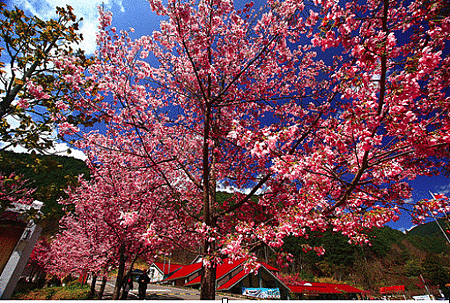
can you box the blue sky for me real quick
[2,0,450,232]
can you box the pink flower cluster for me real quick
[52,0,450,284]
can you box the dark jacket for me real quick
[138,273,150,288]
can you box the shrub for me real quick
[12,282,90,300]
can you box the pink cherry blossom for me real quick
[56,0,450,299]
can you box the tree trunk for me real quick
[28,266,35,282]
[200,240,216,300]
[113,244,126,300]
[119,275,129,300]
[89,273,97,299]
[200,264,216,300]
[98,276,107,300]
[119,255,139,300]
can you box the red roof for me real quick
[217,270,247,290]
[215,259,281,290]
[164,257,282,287]
[288,282,364,294]
[152,262,184,275]
[184,276,201,286]
[288,284,342,294]
[164,262,202,281]
[185,258,246,286]
[259,262,279,272]
[379,285,405,294]
[217,259,246,279]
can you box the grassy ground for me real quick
[11,281,91,300]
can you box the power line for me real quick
[428,192,450,245]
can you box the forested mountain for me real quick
[409,218,450,239]
[0,150,89,233]
[277,223,450,297]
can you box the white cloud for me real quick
[78,20,99,55]
[436,183,450,195]
[44,141,88,161]
[1,115,87,161]
[117,0,125,12]
[403,198,414,204]
[10,0,127,55]
[399,225,417,234]
[218,183,266,196]
[2,140,87,161]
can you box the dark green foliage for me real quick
[421,253,449,287]
[281,224,450,291]
[216,191,233,203]
[0,150,89,232]
[405,259,423,277]
[407,234,449,254]
[283,226,411,271]
[408,218,450,240]
[367,226,407,257]
[283,229,358,279]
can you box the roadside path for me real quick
[91,277,237,300]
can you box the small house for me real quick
[148,261,184,283]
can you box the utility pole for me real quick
[420,274,433,299]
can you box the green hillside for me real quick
[0,150,89,233]
[276,224,450,298]
[408,218,450,239]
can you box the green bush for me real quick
[12,282,90,300]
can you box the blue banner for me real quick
[242,287,280,299]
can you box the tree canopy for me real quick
[46,0,450,299]
[0,3,95,220]
[0,3,92,151]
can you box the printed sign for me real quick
[413,295,434,300]
[242,287,280,299]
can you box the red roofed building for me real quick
[160,262,202,286]
[287,281,366,300]
[148,261,187,283]
[162,257,291,299]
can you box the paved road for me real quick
[93,278,236,300]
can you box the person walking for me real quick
[138,269,150,299]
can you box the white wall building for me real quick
[0,201,43,299]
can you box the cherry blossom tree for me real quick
[45,213,110,279]
[63,0,450,299]
[0,173,34,215]
[46,142,185,299]
[28,237,51,283]
[0,3,92,152]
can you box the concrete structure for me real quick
[0,201,43,299]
